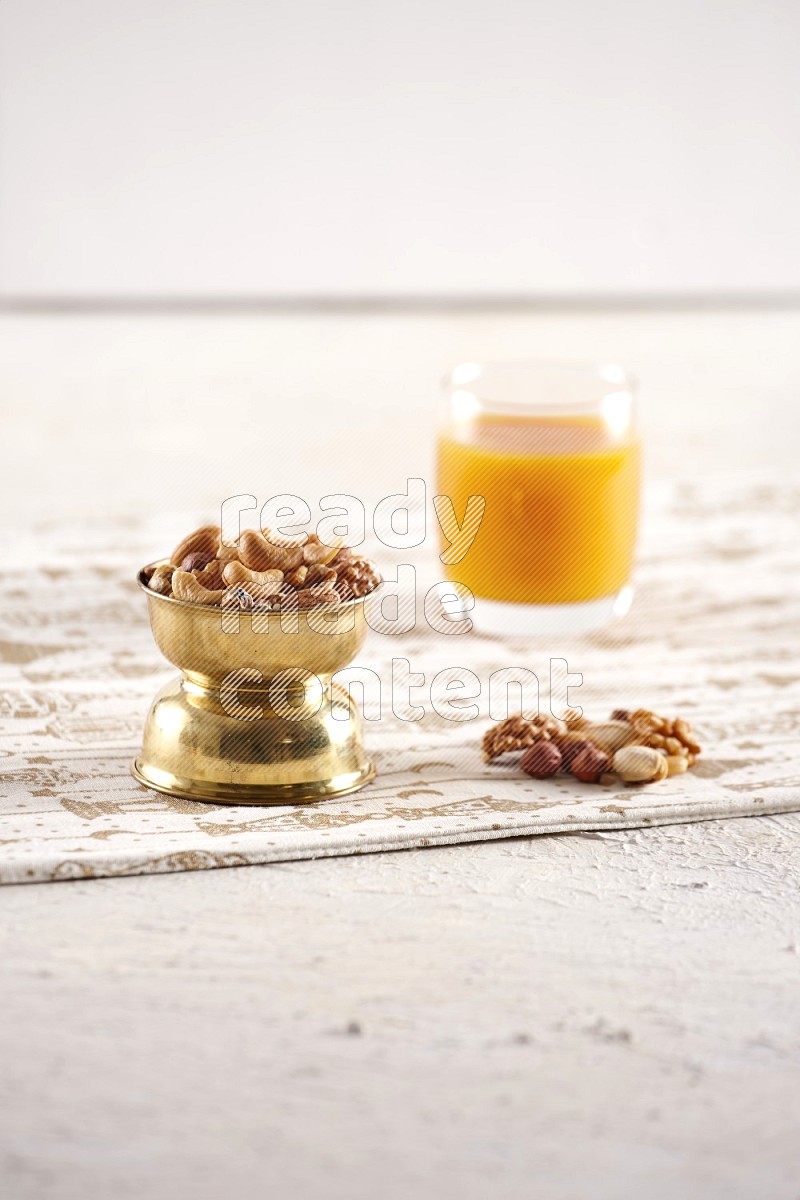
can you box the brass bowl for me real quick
[132,562,379,805]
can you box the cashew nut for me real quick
[222,561,284,594]
[147,564,175,595]
[194,559,226,591]
[239,529,303,572]
[171,569,225,606]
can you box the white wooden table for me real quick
[2,308,799,1199]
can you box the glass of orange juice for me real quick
[436,361,642,636]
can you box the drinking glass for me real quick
[436,360,641,636]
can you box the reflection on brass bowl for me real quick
[132,561,380,806]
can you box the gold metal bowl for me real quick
[132,562,379,805]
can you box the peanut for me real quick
[612,745,669,784]
[674,719,702,756]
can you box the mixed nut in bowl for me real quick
[133,523,383,806]
[137,523,383,682]
[142,522,381,611]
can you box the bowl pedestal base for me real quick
[132,674,374,806]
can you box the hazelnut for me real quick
[571,744,609,783]
[520,741,563,779]
[180,550,213,573]
[554,734,593,770]
[169,524,220,568]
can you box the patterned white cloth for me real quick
[1,474,798,884]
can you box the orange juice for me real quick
[436,413,641,606]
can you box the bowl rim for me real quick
[136,560,383,615]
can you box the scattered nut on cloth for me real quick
[0,474,799,885]
[484,707,699,782]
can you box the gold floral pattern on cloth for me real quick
[1,476,799,885]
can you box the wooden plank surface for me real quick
[2,819,799,1200]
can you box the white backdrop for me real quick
[1,0,799,298]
